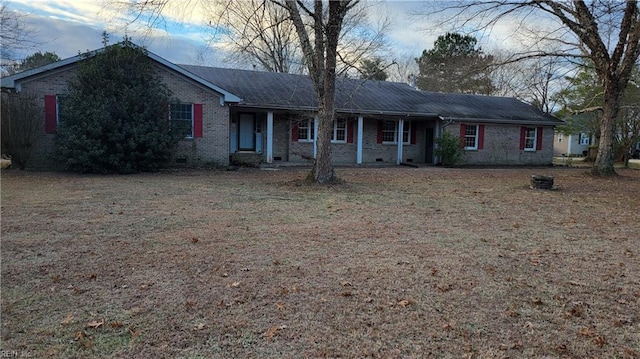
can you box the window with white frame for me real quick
[382,120,410,144]
[332,118,347,143]
[56,96,66,125]
[557,133,563,143]
[464,125,479,150]
[524,127,537,151]
[297,118,315,141]
[170,103,194,138]
[579,133,590,145]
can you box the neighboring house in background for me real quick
[0,43,564,170]
[554,131,593,157]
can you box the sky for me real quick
[3,0,547,68]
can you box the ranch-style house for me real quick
[1,44,564,170]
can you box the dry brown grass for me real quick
[1,166,639,358]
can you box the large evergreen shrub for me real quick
[434,131,465,166]
[56,40,184,173]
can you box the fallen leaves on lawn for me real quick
[86,318,104,329]
[128,325,140,338]
[264,325,287,340]
[193,323,206,331]
[108,321,123,328]
[74,331,93,349]
[61,313,74,325]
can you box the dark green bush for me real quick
[55,40,183,174]
[434,131,464,166]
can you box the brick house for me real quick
[1,45,563,169]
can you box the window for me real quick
[170,103,193,138]
[332,118,347,143]
[297,118,315,141]
[45,94,63,134]
[464,125,479,150]
[381,120,410,144]
[579,133,590,145]
[524,127,537,151]
[55,96,67,125]
[557,133,563,143]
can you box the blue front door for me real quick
[238,113,255,151]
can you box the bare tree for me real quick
[116,0,367,183]
[282,0,358,183]
[491,53,570,113]
[0,2,38,73]
[199,1,387,75]
[203,0,304,73]
[418,0,640,176]
[0,93,41,169]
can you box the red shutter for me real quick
[44,95,57,134]
[478,125,485,150]
[410,121,416,144]
[291,123,299,141]
[536,127,543,150]
[193,104,203,138]
[377,121,383,144]
[347,119,354,143]
[460,124,466,148]
[519,127,526,150]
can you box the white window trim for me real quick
[297,118,315,142]
[56,95,64,125]
[382,121,410,145]
[557,133,563,143]
[524,127,537,151]
[579,133,590,146]
[464,125,479,150]
[170,103,194,139]
[331,118,347,143]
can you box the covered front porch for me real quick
[229,108,442,166]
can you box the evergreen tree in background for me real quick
[416,33,493,94]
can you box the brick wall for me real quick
[12,62,230,170]
[157,67,230,166]
[447,123,554,165]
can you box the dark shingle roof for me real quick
[180,65,562,125]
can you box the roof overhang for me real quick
[1,43,242,105]
[232,103,439,119]
[441,116,565,126]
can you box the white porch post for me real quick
[313,116,318,159]
[397,119,404,165]
[356,115,363,164]
[266,111,274,163]
[434,120,441,164]
[567,134,572,156]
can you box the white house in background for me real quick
[554,131,592,157]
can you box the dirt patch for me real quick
[2,167,639,358]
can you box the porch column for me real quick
[313,116,318,159]
[266,111,274,163]
[567,134,572,156]
[397,119,404,165]
[356,115,363,164]
[434,120,441,164]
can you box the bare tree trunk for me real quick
[593,84,622,176]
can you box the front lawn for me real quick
[1,167,638,358]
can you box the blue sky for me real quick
[5,1,536,68]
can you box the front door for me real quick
[425,127,434,164]
[238,113,256,151]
